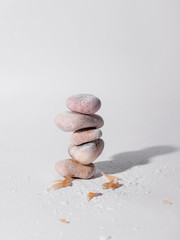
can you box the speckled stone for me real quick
[66,94,101,114]
[55,111,104,132]
[55,159,95,179]
[70,128,102,145]
[68,139,104,165]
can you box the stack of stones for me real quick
[54,94,104,179]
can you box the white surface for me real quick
[0,1,180,240]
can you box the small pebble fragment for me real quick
[55,111,104,132]
[68,139,104,164]
[55,159,95,179]
[71,128,102,145]
[66,94,101,114]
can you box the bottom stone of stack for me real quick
[55,159,95,179]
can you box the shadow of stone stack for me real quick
[54,94,104,179]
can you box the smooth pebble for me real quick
[66,94,101,114]
[55,111,104,132]
[68,139,104,164]
[55,159,95,179]
[70,128,102,145]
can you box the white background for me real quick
[0,1,180,240]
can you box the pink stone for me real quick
[68,139,104,165]
[71,128,102,145]
[55,159,95,179]
[55,111,104,132]
[66,94,101,114]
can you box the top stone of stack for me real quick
[66,94,101,114]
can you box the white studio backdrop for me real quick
[0,1,180,240]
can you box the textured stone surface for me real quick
[68,139,104,164]
[70,128,102,145]
[55,111,104,132]
[66,94,101,114]
[55,159,95,179]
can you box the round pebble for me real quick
[55,159,95,179]
[66,94,101,114]
[68,139,104,165]
[55,111,104,132]
[70,128,102,145]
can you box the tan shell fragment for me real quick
[87,192,98,201]
[47,177,73,191]
[102,180,121,189]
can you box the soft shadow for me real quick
[95,145,177,175]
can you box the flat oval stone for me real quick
[55,159,95,179]
[55,111,104,132]
[71,128,102,145]
[68,139,104,165]
[66,94,101,114]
